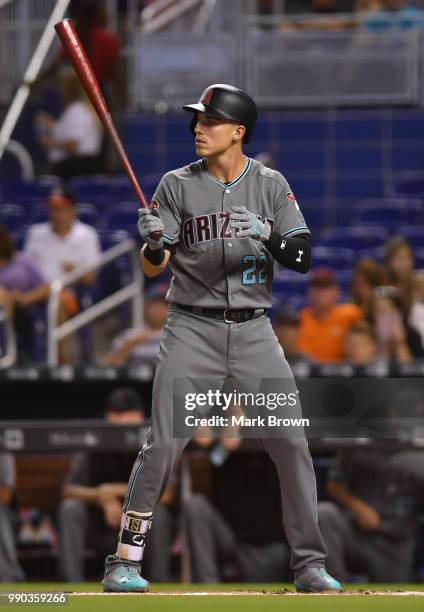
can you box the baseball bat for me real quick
[54,19,162,237]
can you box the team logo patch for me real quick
[287,193,296,201]
[202,89,213,106]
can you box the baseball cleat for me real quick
[294,566,342,593]
[102,556,149,593]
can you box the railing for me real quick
[0,308,17,369]
[0,0,71,162]
[47,239,144,366]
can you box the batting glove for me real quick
[137,208,164,250]
[229,205,272,242]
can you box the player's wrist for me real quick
[144,243,165,264]
[259,220,272,242]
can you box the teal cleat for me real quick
[294,566,342,593]
[102,559,149,593]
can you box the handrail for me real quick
[0,308,17,369]
[0,0,71,162]
[141,0,204,33]
[3,140,34,180]
[47,239,144,366]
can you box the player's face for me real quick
[194,113,245,157]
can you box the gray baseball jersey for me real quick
[153,158,309,308]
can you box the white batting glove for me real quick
[137,208,164,250]
[229,205,271,242]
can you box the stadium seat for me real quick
[0,177,58,204]
[398,225,424,248]
[0,203,25,231]
[391,171,424,198]
[101,202,139,233]
[311,246,354,270]
[318,226,388,251]
[353,199,423,228]
[69,176,119,206]
[76,202,100,227]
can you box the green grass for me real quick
[0,583,423,612]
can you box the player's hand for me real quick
[352,500,381,531]
[229,205,271,242]
[137,208,164,250]
[102,498,123,529]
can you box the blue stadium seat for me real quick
[318,226,388,251]
[353,198,423,228]
[0,177,58,204]
[311,246,354,270]
[101,202,138,232]
[76,202,100,227]
[391,171,424,198]
[415,248,424,270]
[0,203,25,231]
[397,224,424,249]
[69,176,118,206]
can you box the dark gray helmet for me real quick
[182,83,258,143]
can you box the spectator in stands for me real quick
[0,224,50,362]
[0,453,25,582]
[298,269,363,362]
[273,307,305,360]
[318,446,424,582]
[102,283,168,366]
[25,184,101,285]
[36,70,103,181]
[344,320,378,364]
[373,285,423,362]
[384,236,424,345]
[351,259,387,321]
[31,0,122,103]
[58,387,176,582]
[364,0,424,29]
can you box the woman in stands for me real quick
[36,69,103,181]
[351,258,387,321]
[384,237,424,346]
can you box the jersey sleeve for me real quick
[152,175,181,246]
[273,178,310,238]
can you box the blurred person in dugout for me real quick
[58,388,178,582]
[184,430,290,583]
[298,269,363,363]
[102,284,169,366]
[372,285,424,362]
[364,0,424,30]
[35,70,103,181]
[384,237,424,346]
[272,307,306,361]
[0,453,25,582]
[319,443,424,582]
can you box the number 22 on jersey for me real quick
[242,254,268,285]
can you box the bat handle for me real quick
[148,200,163,241]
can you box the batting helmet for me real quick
[182,84,258,144]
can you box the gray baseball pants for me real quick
[122,307,327,572]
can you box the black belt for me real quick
[175,304,267,323]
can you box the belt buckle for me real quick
[224,308,235,324]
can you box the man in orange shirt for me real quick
[298,269,362,362]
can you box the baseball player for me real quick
[102,84,341,593]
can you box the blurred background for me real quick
[0,0,423,587]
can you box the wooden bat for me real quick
[54,19,162,237]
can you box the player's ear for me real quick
[232,124,245,143]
